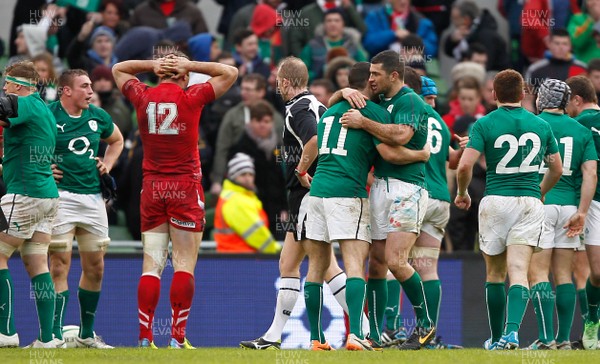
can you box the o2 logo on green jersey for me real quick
[68,136,94,159]
[146,102,179,135]
[427,117,442,154]
[494,132,541,174]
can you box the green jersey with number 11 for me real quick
[467,106,558,199]
[49,102,114,194]
[311,100,390,198]
[538,111,597,206]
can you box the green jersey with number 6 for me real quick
[537,112,597,206]
[49,102,115,194]
[4,93,58,198]
[575,109,600,202]
[467,106,558,199]
[373,87,429,187]
[311,100,390,198]
[424,105,451,202]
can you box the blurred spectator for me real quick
[9,0,46,57]
[67,24,118,73]
[310,78,336,106]
[130,0,207,34]
[188,33,222,84]
[301,8,368,81]
[447,114,485,251]
[98,0,130,39]
[481,71,498,114]
[568,0,600,63]
[450,61,486,86]
[325,56,355,90]
[90,91,101,107]
[210,74,283,195]
[214,153,282,253]
[250,3,282,67]
[413,0,454,37]
[227,0,283,48]
[117,129,143,240]
[114,21,192,62]
[91,65,133,138]
[363,0,438,58]
[444,0,510,71]
[229,101,287,240]
[266,67,286,114]
[588,58,600,103]
[524,29,587,87]
[518,0,551,64]
[401,33,428,75]
[197,52,242,187]
[32,52,58,103]
[8,20,50,66]
[233,29,271,80]
[443,76,485,134]
[461,42,488,68]
[216,0,255,39]
[286,0,366,57]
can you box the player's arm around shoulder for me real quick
[340,101,408,146]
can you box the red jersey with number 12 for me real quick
[121,79,215,180]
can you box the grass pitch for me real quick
[5,348,599,364]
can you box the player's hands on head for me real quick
[51,164,63,183]
[156,55,189,79]
[341,109,365,129]
[454,192,471,210]
[564,211,586,238]
[341,88,368,109]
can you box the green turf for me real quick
[4,348,598,364]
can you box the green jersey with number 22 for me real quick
[467,106,559,199]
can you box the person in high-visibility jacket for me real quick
[214,153,282,253]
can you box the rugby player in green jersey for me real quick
[456,70,563,350]
[302,62,430,350]
[0,61,60,348]
[528,79,598,350]
[48,69,124,348]
[565,75,600,350]
[331,50,436,350]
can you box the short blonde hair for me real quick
[277,56,308,89]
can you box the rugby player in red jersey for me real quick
[113,54,237,349]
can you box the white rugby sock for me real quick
[328,272,370,337]
[263,277,300,342]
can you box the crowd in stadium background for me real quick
[1,0,600,353]
[0,0,599,249]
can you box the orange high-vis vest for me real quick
[214,179,281,253]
